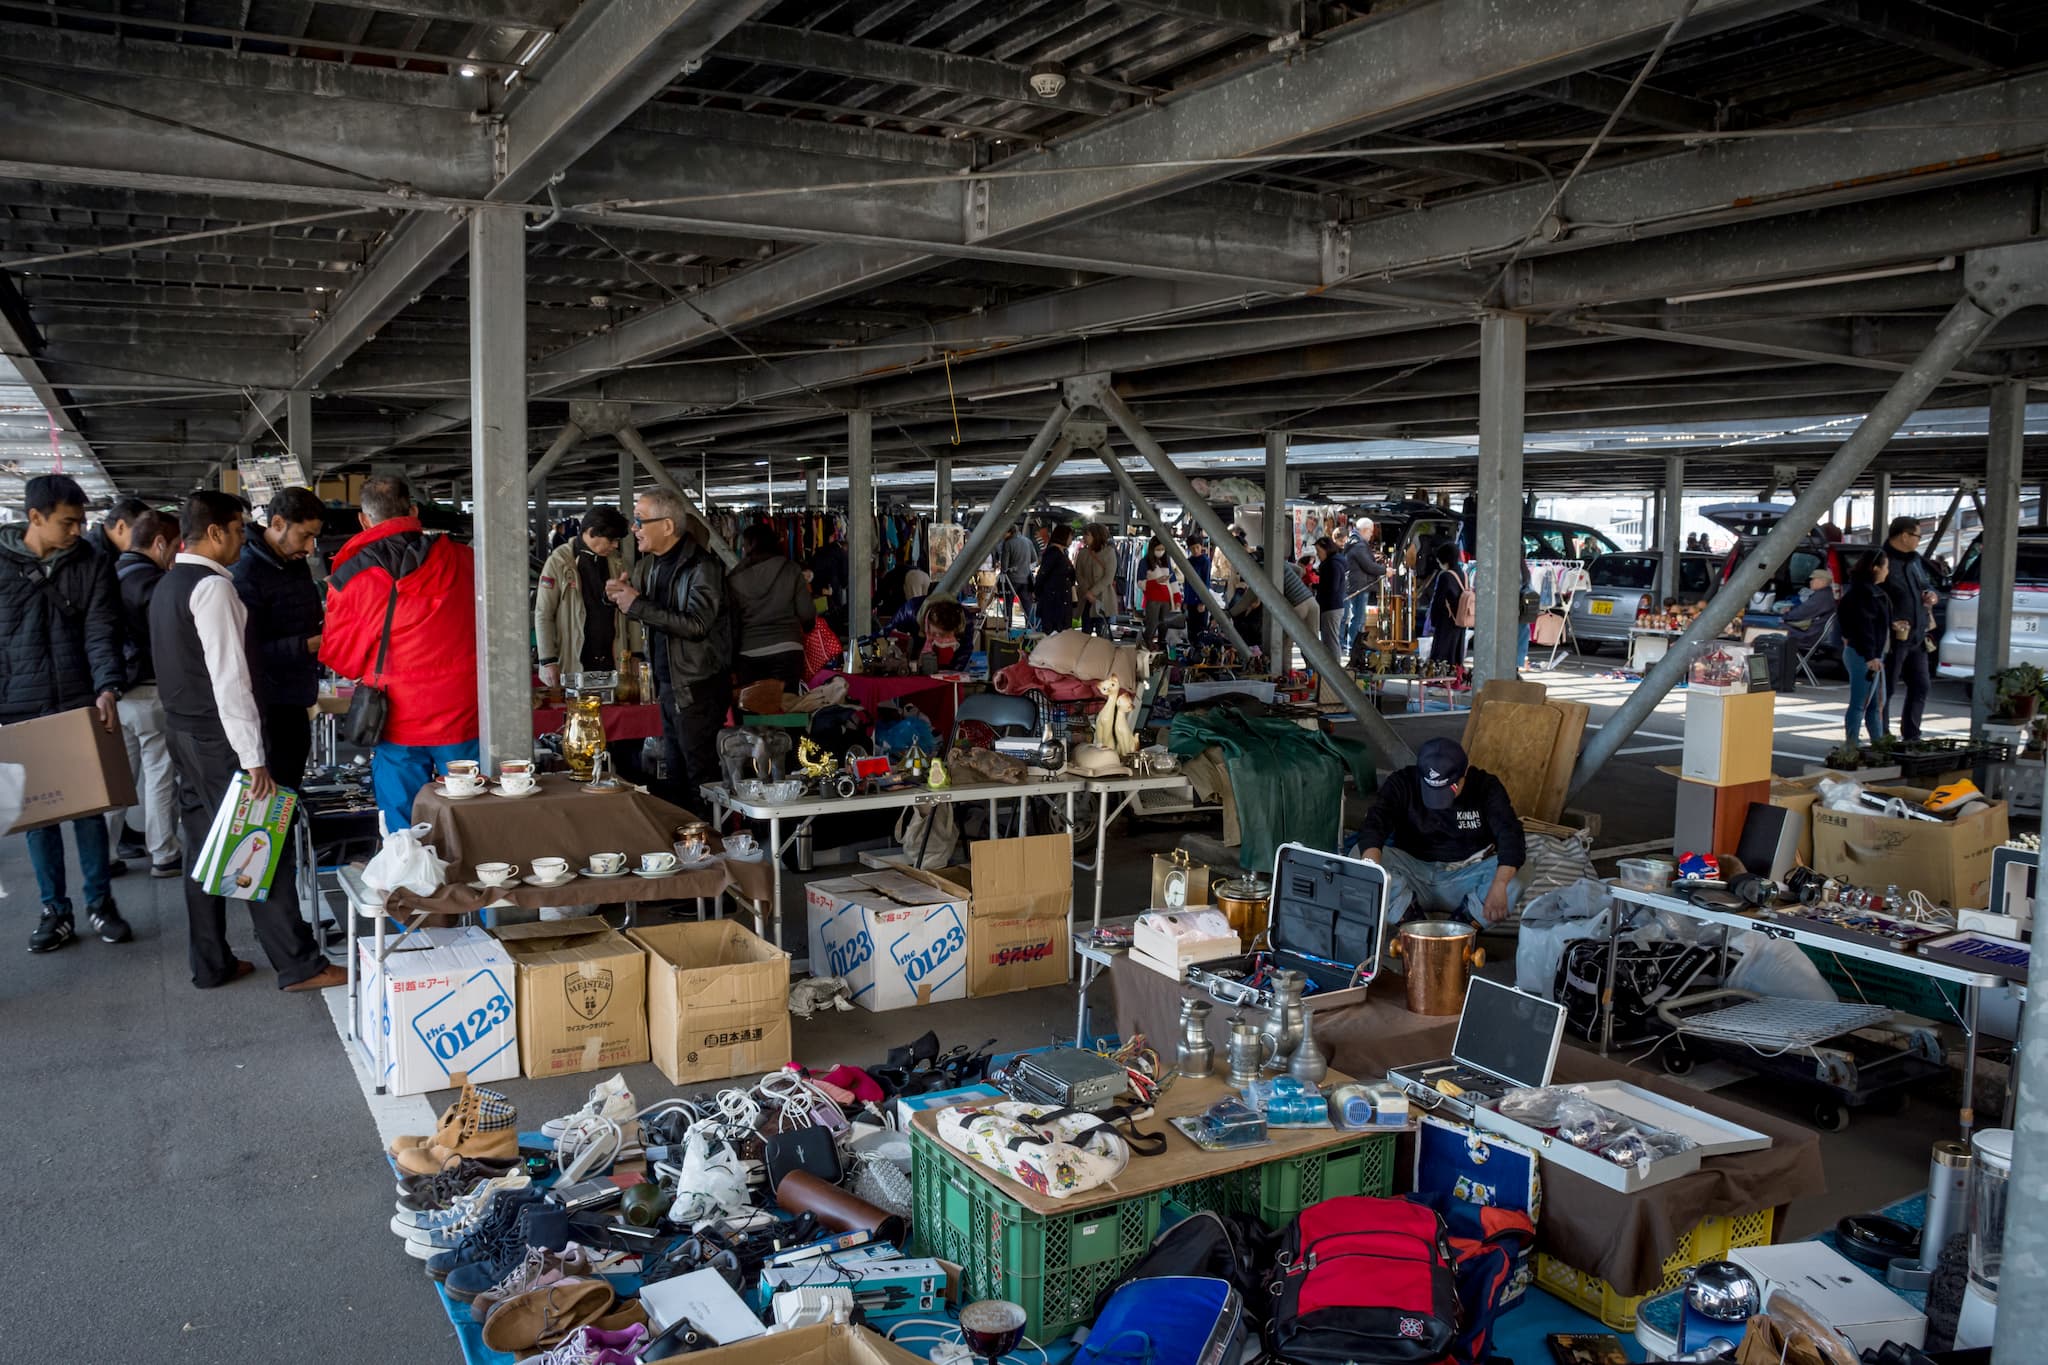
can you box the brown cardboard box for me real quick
[678,1324,928,1365]
[1769,774,1825,867]
[1811,785,2009,906]
[0,706,138,833]
[919,833,1073,997]
[629,919,790,1086]
[492,916,649,1079]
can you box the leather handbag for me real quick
[343,584,400,747]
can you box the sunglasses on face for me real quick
[631,515,673,529]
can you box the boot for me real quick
[397,1075,517,1177]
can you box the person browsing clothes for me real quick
[1356,736,1525,925]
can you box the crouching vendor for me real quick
[1356,737,1524,924]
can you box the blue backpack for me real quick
[1076,1276,1246,1365]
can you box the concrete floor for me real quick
[0,658,2004,1360]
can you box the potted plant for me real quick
[1991,664,2048,722]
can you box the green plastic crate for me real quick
[910,1127,1163,1340]
[1803,947,1963,1022]
[1167,1133,1395,1230]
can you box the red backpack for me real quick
[1268,1196,1460,1365]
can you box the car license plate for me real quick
[2021,617,2040,633]
[1589,600,1614,615]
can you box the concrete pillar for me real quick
[1472,314,1526,689]
[618,447,635,570]
[531,475,549,555]
[805,466,820,507]
[2037,480,2047,529]
[848,409,874,639]
[1974,383,2026,734]
[285,390,312,480]
[1872,471,1891,538]
[1663,456,1686,602]
[1265,430,1288,668]
[935,456,952,525]
[467,208,532,775]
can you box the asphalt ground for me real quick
[0,656,2003,1360]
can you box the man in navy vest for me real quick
[151,491,344,993]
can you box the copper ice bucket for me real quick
[1390,920,1485,1016]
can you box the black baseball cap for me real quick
[1416,737,1469,809]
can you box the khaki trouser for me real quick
[112,684,179,862]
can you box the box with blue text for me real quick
[355,930,518,1095]
[805,870,969,1011]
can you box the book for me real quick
[193,772,297,902]
[1546,1334,1629,1365]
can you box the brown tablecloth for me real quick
[1111,954,1826,1296]
[387,773,774,916]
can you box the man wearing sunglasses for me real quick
[607,491,727,816]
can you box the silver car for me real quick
[1937,532,2048,679]
[1570,552,1719,652]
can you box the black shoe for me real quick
[87,900,133,944]
[29,906,75,954]
[116,837,147,861]
[105,859,129,879]
[150,857,183,879]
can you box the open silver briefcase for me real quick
[1183,841,1389,1013]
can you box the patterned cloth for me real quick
[937,1101,1129,1199]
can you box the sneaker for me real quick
[396,1157,519,1210]
[441,1204,572,1299]
[29,907,75,954]
[424,1188,544,1283]
[150,857,183,879]
[541,1074,637,1142]
[87,900,133,944]
[467,1242,603,1320]
[394,1176,531,1256]
[106,859,128,879]
[116,835,147,861]
[512,1323,649,1365]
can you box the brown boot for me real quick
[397,1076,517,1177]
[386,1091,464,1159]
[283,963,347,992]
[479,1278,614,1354]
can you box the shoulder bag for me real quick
[343,583,400,747]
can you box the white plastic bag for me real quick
[1514,878,1613,998]
[361,823,448,901]
[0,762,21,899]
[664,1127,752,1226]
[1726,929,1838,1001]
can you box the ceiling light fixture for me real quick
[458,64,480,77]
[1664,257,1954,305]
[1028,61,1067,98]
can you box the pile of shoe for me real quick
[388,1070,519,1178]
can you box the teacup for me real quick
[532,857,570,882]
[724,832,759,857]
[589,851,626,874]
[444,771,482,796]
[675,822,709,863]
[500,759,532,778]
[447,759,481,781]
[640,850,679,874]
[499,772,537,795]
[476,861,518,886]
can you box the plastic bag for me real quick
[0,762,21,900]
[361,823,448,901]
[665,1127,751,1227]
[1513,878,1613,998]
[892,802,958,869]
[1725,929,1838,1002]
[1817,776,1867,813]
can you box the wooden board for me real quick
[1531,697,1591,824]
[1460,678,1550,750]
[1463,700,1563,820]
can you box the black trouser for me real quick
[262,701,313,791]
[737,652,806,691]
[1038,590,1073,635]
[660,675,732,818]
[1886,638,1932,740]
[165,725,324,989]
[1429,623,1465,666]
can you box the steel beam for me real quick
[1663,457,1686,600]
[285,390,312,476]
[1472,315,1525,689]
[0,272,94,471]
[1974,382,2025,732]
[716,24,1124,116]
[468,208,531,774]
[1534,70,1721,131]
[1819,0,2011,72]
[308,0,572,27]
[614,426,734,568]
[525,421,586,491]
[1265,430,1288,667]
[848,410,875,639]
[935,456,951,525]
[1094,442,1253,657]
[933,404,1070,601]
[1116,0,1301,36]
[1570,245,2045,794]
[1088,380,1413,772]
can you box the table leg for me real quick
[1093,790,1111,936]
[345,883,358,1042]
[696,897,706,923]
[373,906,387,1095]
[1962,983,1980,1138]
[1018,795,1028,836]
[1074,957,1094,1047]
[1600,899,1621,1057]
[770,814,785,953]
[987,798,997,838]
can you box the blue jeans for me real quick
[24,815,112,912]
[1342,592,1370,646]
[1378,844,1520,925]
[372,739,480,835]
[1842,643,1887,747]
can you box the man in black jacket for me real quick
[609,490,728,816]
[1339,522,1385,649]
[2,474,131,951]
[94,495,153,861]
[113,508,182,877]
[231,486,327,793]
[1880,515,1938,741]
[1357,737,1525,925]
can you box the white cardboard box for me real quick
[356,928,519,1095]
[1132,909,1242,972]
[1729,1243,1925,1352]
[805,869,969,1011]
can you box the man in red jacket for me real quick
[319,476,479,832]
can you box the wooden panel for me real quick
[1532,697,1591,824]
[1461,677,1550,750]
[1464,700,1563,820]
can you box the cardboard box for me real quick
[630,919,790,1086]
[1672,776,1771,858]
[492,916,650,1079]
[0,706,138,833]
[806,869,970,1011]
[920,833,1075,998]
[1769,774,1825,867]
[1812,786,2009,907]
[1681,688,1776,785]
[1729,1244,1925,1352]
[680,1324,928,1365]
[355,929,518,1096]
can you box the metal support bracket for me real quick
[1321,224,1352,287]
[566,400,633,436]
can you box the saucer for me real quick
[582,866,630,879]
[723,848,766,863]
[523,872,577,887]
[440,785,485,800]
[468,880,521,892]
[632,866,680,879]
[493,784,540,799]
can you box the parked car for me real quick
[1570,551,1719,652]
[1937,531,2048,679]
[1350,499,1622,570]
[1704,502,1879,604]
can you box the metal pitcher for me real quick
[1259,968,1307,1070]
[1176,998,1214,1078]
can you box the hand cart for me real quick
[1654,989,1948,1132]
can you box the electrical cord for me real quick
[756,1068,848,1132]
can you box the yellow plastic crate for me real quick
[1535,1207,1774,1331]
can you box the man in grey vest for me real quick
[151,491,344,993]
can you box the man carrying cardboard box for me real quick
[1,474,131,951]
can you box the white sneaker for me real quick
[540,1074,637,1141]
[390,1175,529,1247]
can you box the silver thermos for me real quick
[1889,1138,1972,1290]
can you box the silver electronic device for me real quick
[1004,1047,1126,1111]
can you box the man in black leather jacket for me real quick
[609,489,728,815]
[1880,515,1937,741]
